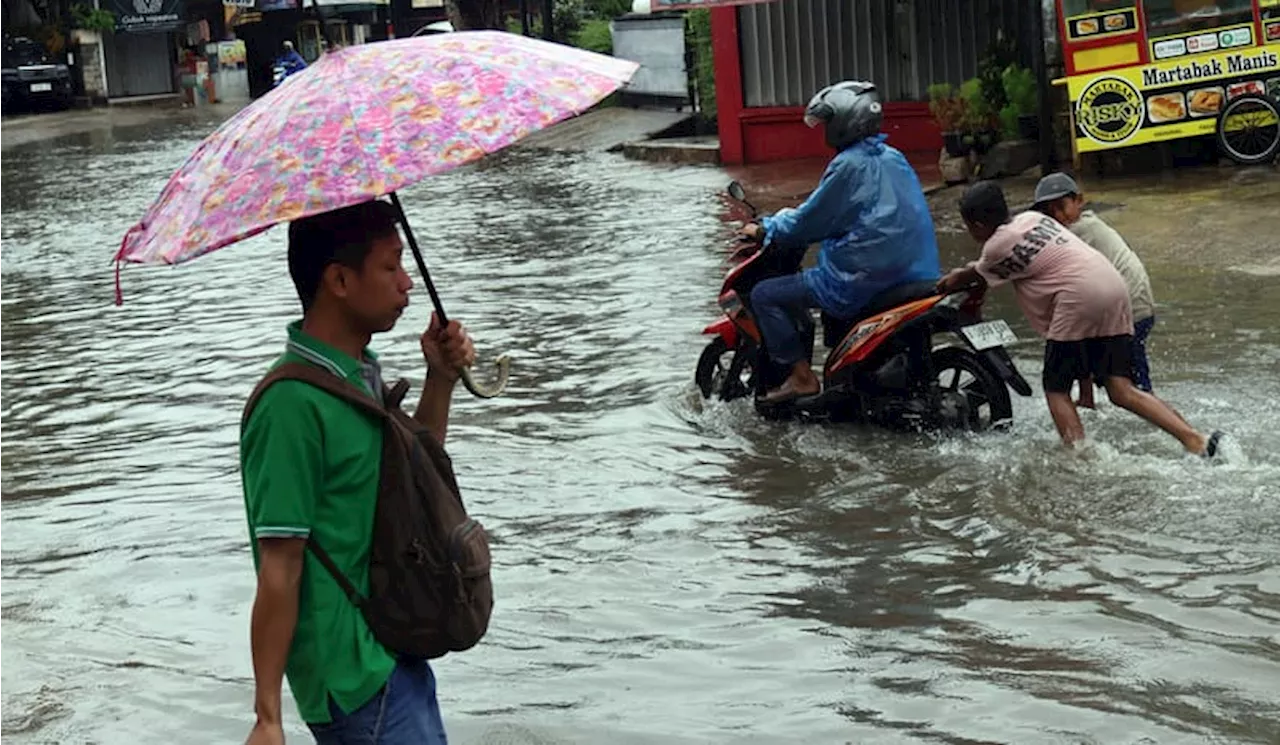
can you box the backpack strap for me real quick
[241,360,408,609]
[242,361,389,428]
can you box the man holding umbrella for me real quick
[111,34,643,744]
[242,200,475,745]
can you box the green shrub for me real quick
[72,3,116,32]
[959,77,994,133]
[927,82,965,132]
[573,18,612,54]
[687,8,715,118]
[1002,64,1037,115]
[584,0,630,18]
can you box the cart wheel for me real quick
[1216,94,1280,166]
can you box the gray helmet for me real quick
[804,81,883,150]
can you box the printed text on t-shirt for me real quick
[988,216,1070,280]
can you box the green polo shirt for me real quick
[240,322,396,724]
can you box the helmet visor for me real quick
[803,113,824,129]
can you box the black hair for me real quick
[959,180,1010,227]
[1032,193,1079,216]
[287,200,401,312]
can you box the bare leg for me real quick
[1046,391,1086,446]
[1076,377,1096,409]
[1102,376,1207,454]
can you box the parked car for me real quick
[411,20,454,35]
[2,36,73,113]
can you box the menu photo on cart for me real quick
[1187,86,1225,117]
[1147,91,1188,123]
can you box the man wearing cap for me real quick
[1033,173,1157,403]
[937,181,1222,458]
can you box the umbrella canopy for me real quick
[115,32,638,270]
[113,33,638,398]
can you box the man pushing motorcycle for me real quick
[739,81,942,404]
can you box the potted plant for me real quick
[70,3,115,43]
[928,83,967,157]
[1002,63,1039,141]
[959,77,998,154]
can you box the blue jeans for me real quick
[1131,315,1155,392]
[309,659,447,745]
[750,274,817,366]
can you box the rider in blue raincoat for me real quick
[740,81,942,404]
[276,41,308,76]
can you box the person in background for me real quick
[1033,173,1157,408]
[738,80,941,403]
[936,181,1222,458]
[277,40,307,75]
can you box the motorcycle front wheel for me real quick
[932,346,1013,431]
[695,338,755,401]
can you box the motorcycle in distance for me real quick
[271,63,298,89]
[695,181,1033,432]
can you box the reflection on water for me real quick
[2,119,1279,745]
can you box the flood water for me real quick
[3,117,1279,745]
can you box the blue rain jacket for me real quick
[277,50,308,75]
[762,135,942,320]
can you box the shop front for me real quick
[100,0,186,98]
[1058,0,1280,165]
[674,0,1038,165]
[231,0,388,97]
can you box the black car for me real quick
[2,37,73,113]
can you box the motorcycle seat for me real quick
[821,280,941,348]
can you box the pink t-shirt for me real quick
[972,212,1133,341]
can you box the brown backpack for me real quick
[243,361,493,659]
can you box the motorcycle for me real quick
[695,181,1032,431]
[271,62,303,90]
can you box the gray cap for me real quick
[1033,172,1080,205]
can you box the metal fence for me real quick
[739,0,1037,107]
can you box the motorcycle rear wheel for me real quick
[932,346,1013,431]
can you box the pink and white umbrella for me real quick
[115,32,639,397]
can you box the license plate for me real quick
[30,82,53,93]
[961,320,1018,350]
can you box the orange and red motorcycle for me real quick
[695,181,1031,430]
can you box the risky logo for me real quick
[1076,76,1144,145]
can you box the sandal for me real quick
[1202,430,1224,459]
[759,379,820,405]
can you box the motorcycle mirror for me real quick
[725,181,758,217]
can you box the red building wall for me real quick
[710,6,943,166]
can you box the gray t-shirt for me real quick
[1070,211,1155,321]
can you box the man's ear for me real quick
[320,263,350,300]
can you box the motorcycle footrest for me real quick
[792,385,851,414]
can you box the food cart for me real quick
[1057,0,1280,164]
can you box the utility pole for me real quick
[1033,0,1058,175]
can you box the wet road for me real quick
[3,117,1279,745]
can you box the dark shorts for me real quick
[1042,334,1134,394]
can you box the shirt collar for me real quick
[285,321,380,385]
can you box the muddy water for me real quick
[2,120,1279,745]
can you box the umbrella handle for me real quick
[390,192,512,400]
[460,355,512,399]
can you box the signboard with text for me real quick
[652,0,776,10]
[108,0,185,33]
[1067,46,1280,153]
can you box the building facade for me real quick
[706,0,1040,164]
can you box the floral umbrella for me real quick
[115,32,639,397]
